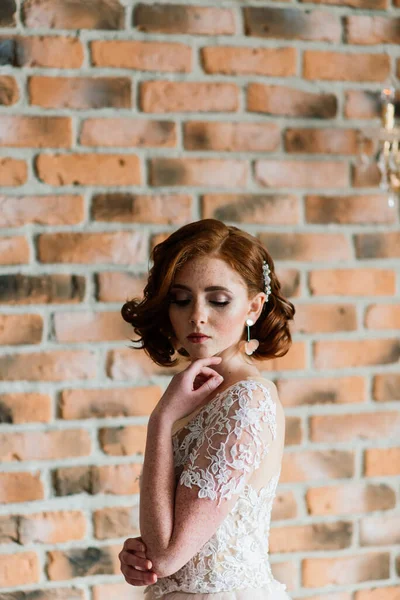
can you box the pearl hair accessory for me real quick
[241,259,272,356]
[262,260,272,301]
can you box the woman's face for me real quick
[168,256,259,360]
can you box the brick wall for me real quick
[0,0,399,598]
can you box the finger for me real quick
[124,572,158,586]
[123,564,157,580]
[194,374,224,395]
[189,356,222,369]
[197,366,222,377]
[124,538,146,552]
[120,551,152,571]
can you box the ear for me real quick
[247,292,267,323]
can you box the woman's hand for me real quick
[153,356,224,423]
[119,537,158,587]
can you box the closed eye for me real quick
[170,300,229,307]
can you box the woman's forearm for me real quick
[139,409,176,574]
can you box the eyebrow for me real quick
[170,284,232,293]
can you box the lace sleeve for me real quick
[178,380,277,508]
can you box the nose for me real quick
[189,298,207,324]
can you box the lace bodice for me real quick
[143,379,288,598]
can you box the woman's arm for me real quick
[139,409,175,574]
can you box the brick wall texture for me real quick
[0,0,399,598]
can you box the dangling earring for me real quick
[241,318,259,356]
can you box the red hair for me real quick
[121,219,295,367]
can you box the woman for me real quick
[118,219,295,600]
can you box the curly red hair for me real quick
[121,219,295,367]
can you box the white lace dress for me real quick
[143,378,291,600]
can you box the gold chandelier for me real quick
[357,84,399,209]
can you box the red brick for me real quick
[0,552,39,587]
[314,339,400,369]
[260,232,350,261]
[355,587,400,600]
[360,515,400,546]
[0,429,91,462]
[184,121,280,152]
[257,341,306,373]
[106,348,179,380]
[0,75,19,105]
[19,511,86,544]
[280,450,354,482]
[373,373,400,403]
[91,40,191,72]
[99,424,147,456]
[0,314,43,345]
[303,553,390,587]
[0,1,16,26]
[255,159,348,188]
[0,236,30,265]
[271,491,298,521]
[36,154,141,186]
[244,7,341,42]
[201,193,299,224]
[29,76,131,109]
[80,118,176,148]
[365,304,400,330]
[134,4,235,35]
[39,232,147,265]
[345,16,400,44]
[0,351,97,381]
[355,232,400,259]
[285,417,302,445]
[293,304,357,334]
[0,274,86,305]
[91,193,191,223]
[0,116,72,148]
[93,505,140,540]
[299,0,387,7]
[285,128,374,155]
[0,472,43,504]
[307,483,395,515]
[270,521,352,553]
[0,195,84,226]
[0,158,27,186]
[344,90,383,119]
[60,386,161,419]
[47,546,117,580]
[22,0,125,29]
[96,272,146,302]
[53,463,142,496]
[278,376,366,407]
[305,194,395,224]
[247,84,337,118]
[309,268,395,296]
[140,81,239,113]
[201,47,296,76]
[0,393,51,423]
[310,411,400,442]
[304,51,390,82]
[54,311,132,342]
[352,163,381,188]
[364,448,400,476]
[11,35,84,68]
[150,158,248,187]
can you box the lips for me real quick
[187,334,210,339]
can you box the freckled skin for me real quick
[168,255,267,382]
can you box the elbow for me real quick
[149,555,179,579]
[145,551,180,579]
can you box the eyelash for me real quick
[170,300,229,307]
